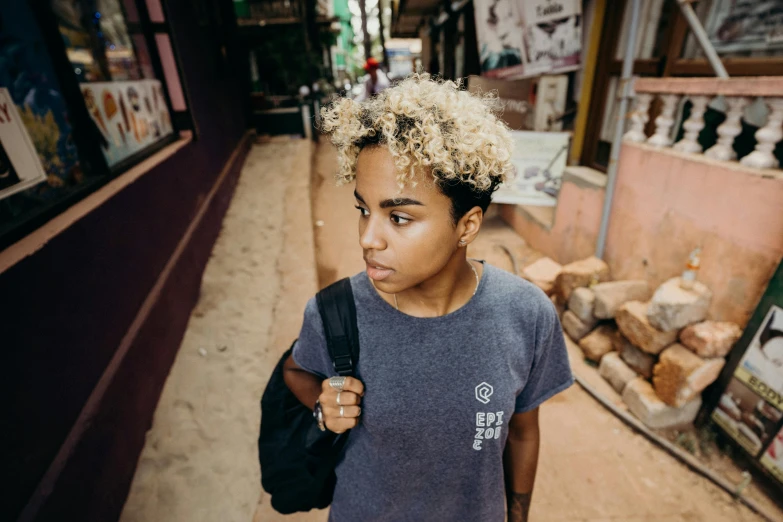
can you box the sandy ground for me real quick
[121,139,780,522]
[119,138,318,522]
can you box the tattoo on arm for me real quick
[507,491,532,522]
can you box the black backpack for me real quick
[258,278,360,514]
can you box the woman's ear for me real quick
[457,207,484,246]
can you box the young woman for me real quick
[283,75,573,522]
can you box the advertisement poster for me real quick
[704,0,783,54]
[474,0,581,79]
[712,305,783,477]
[761,427,783,483]
[0,89,48,201]
[80,79,173,167]
[492,131,569,206]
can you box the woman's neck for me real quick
[383,254,482,318]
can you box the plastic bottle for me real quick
[680,247,701,291]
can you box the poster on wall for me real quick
[80,79,173,167]
[0,88,48,201]
[492,131,569,206]
[712,304,783,485]
[474,0,581,79]
[761,427,783,483]
[703,0,783,54]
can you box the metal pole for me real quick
[676,0,729,78]
[595,0,643,258]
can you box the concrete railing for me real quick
[624,77,783,170]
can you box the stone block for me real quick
[555,256,610,301]
[550,294,566,320]
[568,287,595,323]
[562,310,597,341]
[647,277,712,333]
[652,344,726,407]
[578,324,616,362]
[599,352,637,394]
[622,378,702,429]
[593,280,651,319]
[615,301,678,355]
[617,336,656,379]
[522,257,563,296]
[680,321,742,358]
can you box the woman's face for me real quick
[354,146,463,295]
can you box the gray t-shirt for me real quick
[293,263,573,521]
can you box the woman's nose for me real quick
[359,216,386,251]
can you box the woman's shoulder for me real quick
[483,263,555,316]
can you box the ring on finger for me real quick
[340,406,345,418]
[329,376,346,392]
[337,392,341,406]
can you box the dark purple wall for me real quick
[0,1,249,520]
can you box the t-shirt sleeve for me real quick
[291,298,335,379]
[514,299,574,413]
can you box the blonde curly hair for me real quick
[319,75,514,194]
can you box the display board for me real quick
[492,130,569,206]
[0,89,48,201]
[711,263,783,488]
[80,79,173,167]
[473,0,581,79]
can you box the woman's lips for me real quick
[366,263,394,281]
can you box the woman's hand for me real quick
[320,377,364,433]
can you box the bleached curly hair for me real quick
[320,75,514,197]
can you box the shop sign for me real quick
[712,304,783,484]
[0,88,48,202]
[473,0,581,79]
[492,130,569,206]
[80,79,173,167]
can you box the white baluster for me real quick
[647,94,680,148]
[624,93,653,143]
[673,95,710,154]
[704,96,751,162]
[740,98,783,169]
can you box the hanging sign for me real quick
[80,79,173,167]
[0,88,48,201]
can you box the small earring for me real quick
[458,240,466,246]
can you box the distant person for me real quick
[355,57,390,101]
[284,75,573,522]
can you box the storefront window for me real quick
[0,2,86,240]
[53,0,173,168]
[682,0,783,59]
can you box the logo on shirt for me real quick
[475,382,494,404]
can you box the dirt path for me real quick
[119,138,318,522]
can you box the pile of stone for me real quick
[522,256,742,430]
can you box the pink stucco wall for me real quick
[499,166,606,265]
[605,142,783,326]
[501,142,783,327]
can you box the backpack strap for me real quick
[315,278,359,377]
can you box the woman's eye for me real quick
[355,205,369,216]
[390,214,411,225]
